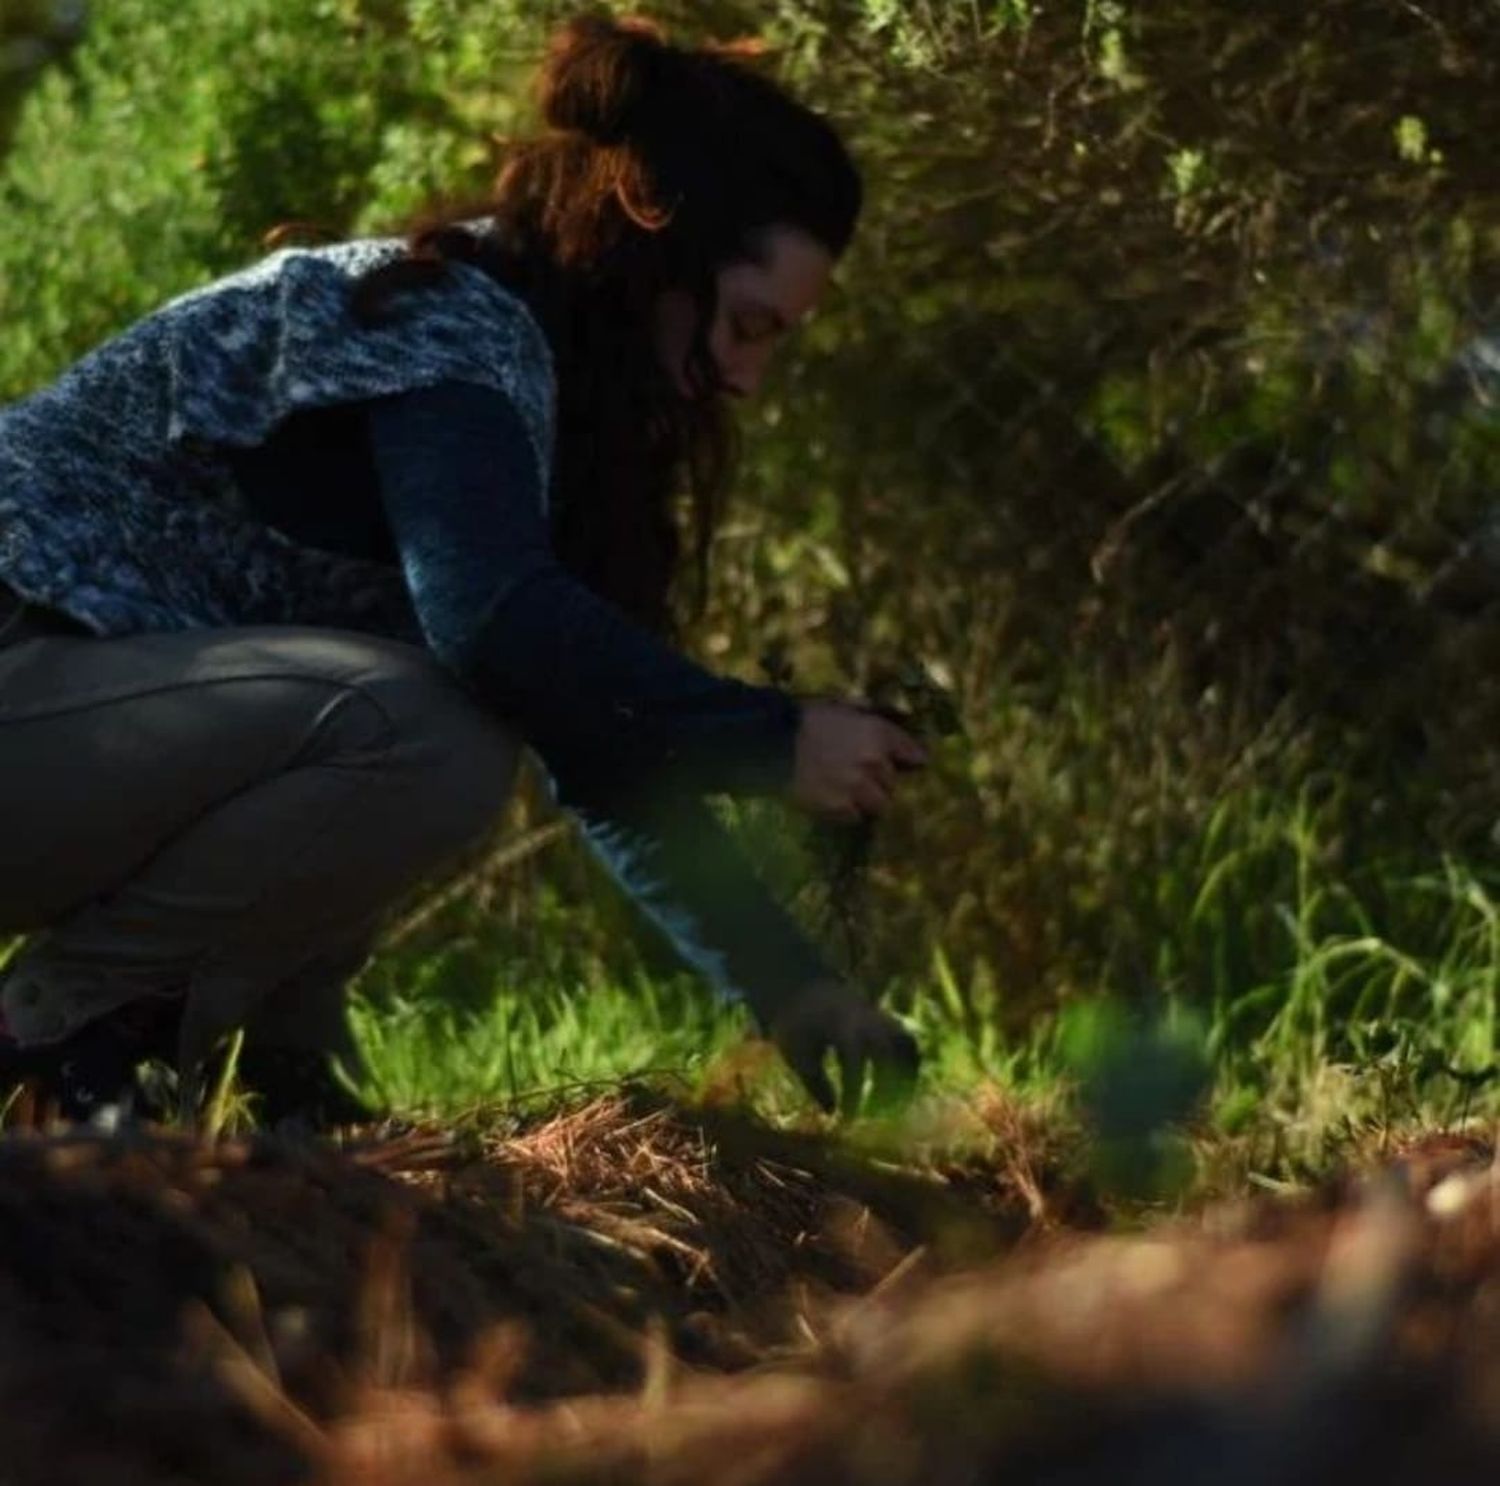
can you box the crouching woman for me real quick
[0,13,926,1126]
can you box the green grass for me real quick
[347,806,1498,1200]
[350,965,756,1117]
[4,774,1495,1196]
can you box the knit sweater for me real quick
[0,237,549,637]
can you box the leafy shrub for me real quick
[5,0,1499,1038]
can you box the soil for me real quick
[0,1087,1491,1485]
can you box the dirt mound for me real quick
[0,1088,1046,1483]
[0,1096,1492,1485]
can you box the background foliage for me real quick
[2,0,1497,1115]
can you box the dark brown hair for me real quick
[350,10,862,638]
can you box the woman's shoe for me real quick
[235,1044,379,1131]
[0,1001,176,1124]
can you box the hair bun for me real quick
[539,13,682,147]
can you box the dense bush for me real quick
[3,0,1499,1027]
[0,0,84,155]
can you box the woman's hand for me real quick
[789,697,928,823]
[768,978,920,1117]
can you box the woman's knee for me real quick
[236,630,521,839]
[340,645,524,833]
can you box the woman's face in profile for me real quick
[652,223,834,403]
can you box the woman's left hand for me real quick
[767,978,920,1118]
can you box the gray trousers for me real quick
[0,596,522,1076]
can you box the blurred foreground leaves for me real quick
[1059,996,1212,1200]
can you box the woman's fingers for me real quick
[870,1022,921,1111]
[850,773,892,817]
[837,1023,921,1118]
[791,698,930,821]
[771,982,923,1119]
[787,1038,837,1113]
[837,1034,867,1121]
[878,718,929,768]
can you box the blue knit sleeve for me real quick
[364,378,801,796]
[365,378,834,1025]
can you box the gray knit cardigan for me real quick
[0,237,556,638]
